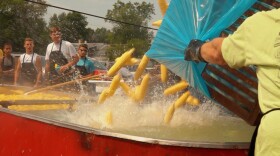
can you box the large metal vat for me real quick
[0,86,253,156]
[0,108,251,156]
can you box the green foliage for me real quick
[106,39,151,61]
[49,12,94,43]
[105,0,155,60]
[106,44,128,61]
[0,0,154,60]
[127,39,150,58]
[86,28,95,43]
[0,0,49,54]
[94,27,111,43]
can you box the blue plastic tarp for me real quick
[146,0,257,97]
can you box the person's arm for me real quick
[14,57,21,85]
[59,54,79,73]
[83,71,95,78]
[60,42,79,73]
[45,60,50,80]
[45,45,51,81]
[200,38,227,65]
[184,38,227,65]
[34,56,42,87]
[0,58,3,76]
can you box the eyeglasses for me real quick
[79,49,88,52]
[52,31,62,37]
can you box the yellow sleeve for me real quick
[221,22,248,69]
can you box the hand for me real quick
[60,65,69,73]
[184,39,206,63]
[33,83,39,88]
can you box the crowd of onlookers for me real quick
[0,25,167,94]
[0,26,97,92]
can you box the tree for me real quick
[49,12,94,43]
[0,0,49,54]
[105,0,155,60]
[94,27,111,43]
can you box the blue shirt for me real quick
[76,57,95,74]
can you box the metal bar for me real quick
[203,72,255,111]
[218,66,258,89]
[0,100,77,107]
[206,65,257,100]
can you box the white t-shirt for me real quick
[19,53,39,70]
[45,40,76,61]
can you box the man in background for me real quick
[14,38,42,87]
[0,42,15,85]
[75,43,96,93]
[45,26,79,84]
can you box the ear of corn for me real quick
[160,64,168,83]
[164,103,175,124]
[126,58,139,65]
[132,74,150,102]
[174,91,190,109]
[98,89,110,104]
[134,55,150,81]
[109,75,121,91]
[132,85,141,102]
[186,96,193,103]
[164,80,188,96]
[158,0,168,16]
[138,74,150,101]
[187,96,200,106]
[107,48,135,77]
[105,111,113,125]
[115,57,139,66]
[119,81,133,96]
[152,20,162,27]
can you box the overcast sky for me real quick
[44,0,165,31]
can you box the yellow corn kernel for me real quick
[164,80,188,96]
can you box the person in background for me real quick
[74,44,96,93]
[76,44,95,78]
[45,26,79,84]
[0,42,15,85]
[184,9,280,156]
[14,38,42,87]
